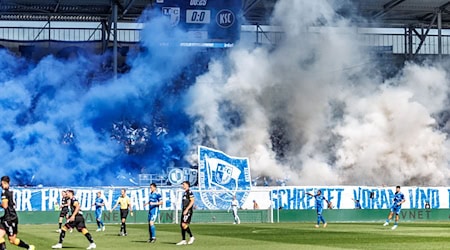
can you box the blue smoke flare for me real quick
[0,13,221,187]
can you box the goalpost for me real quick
[174,189,273,224]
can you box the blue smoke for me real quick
[0,13,220,186]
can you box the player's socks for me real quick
[59,230,66,243]
[186,227,192,237]
[321,216,326,224]
[121,222,127,233]
[85,233,94,243]
[16,239,30,249]
[181,228,186,240]
[0,242,6,250]
[151,225,156,238]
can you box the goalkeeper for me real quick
[307,190,330,228]
[228,196,240,224]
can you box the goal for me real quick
[174,189,273,224]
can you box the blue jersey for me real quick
[148,191,162,222]
[313,194,326,209]
[95,197,104,211]
[392,192,405,208]
[148,191,162,211]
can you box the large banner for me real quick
[8,186,450,211]
[10,186,256,212]
[10,187,178,212]
[271,186,449,210]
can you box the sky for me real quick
[0,0,449,187]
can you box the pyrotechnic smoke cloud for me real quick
[185,0,450,186]
[0,13,204,186]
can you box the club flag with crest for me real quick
[197,146,252,210]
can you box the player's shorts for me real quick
[148,208,159,222]
[59,207,69,218]
[65,214,86,232]
[95,209,102,220]
[120,209,129,219]
[1,218,19,236]
[316,207,323,216]
[181,212,192,224]
[390,205,401,215]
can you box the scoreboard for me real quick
[155,0,242,48]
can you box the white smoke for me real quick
[185,0,450,186]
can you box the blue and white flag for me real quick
[197,146,251,209]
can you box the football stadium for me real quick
[0,0,450,249]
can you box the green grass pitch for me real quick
[15,222,450,250]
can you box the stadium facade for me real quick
[1,1,450,64]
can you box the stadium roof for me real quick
[0,0,154,22]
[0,0,278,23]
[1,0,450,28]
[350,0,450,28]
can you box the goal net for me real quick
[174,189,273,224]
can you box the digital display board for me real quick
[186,9,211,24]
[155,0,242,48]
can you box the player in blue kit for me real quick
[383,186,405,230]
[307,190,330,228]
[144,183,162,243]
[92,191,105,232]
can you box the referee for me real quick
[110,189,133,236]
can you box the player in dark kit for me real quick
[52,190,96,249]
[0,176,35,250]
[57,190,70,233]
[176,181,195,245]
